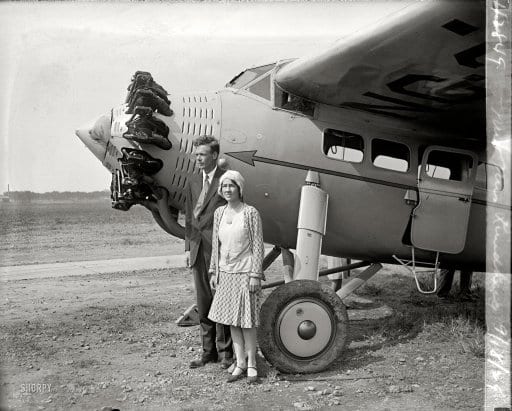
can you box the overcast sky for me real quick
[0,1,409,193]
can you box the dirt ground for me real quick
[0,202,486,410]
[1,265,485,411]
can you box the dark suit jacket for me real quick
[185,167,226,267]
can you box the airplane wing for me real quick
[275,1,485,147]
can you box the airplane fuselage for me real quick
[93,78,500,272]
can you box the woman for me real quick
[208,170,264,384]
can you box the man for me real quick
[185,135,233,369]
[437,269,474,301]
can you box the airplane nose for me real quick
[75,113,111,162]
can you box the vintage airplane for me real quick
[76,0,506,373]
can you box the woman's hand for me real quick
[209,273,217,290]
[185,251,191,268]
[249,277,261,293]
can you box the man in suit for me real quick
[185,135,233,369]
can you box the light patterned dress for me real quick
[208,204,264,328]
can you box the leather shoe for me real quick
[226,366,246,383]
[247,366,258,384]
[457,293,475,302]
[189,356,218,369]
[219,358,234,370]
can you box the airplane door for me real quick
[411,146,478,254]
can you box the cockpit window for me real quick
[247,74,271,100]
[275,85,315,117]
[226,64,275,89]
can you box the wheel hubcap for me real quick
[277,298,335,358]
[297,320,316,340]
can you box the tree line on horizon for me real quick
[2,190,110,202]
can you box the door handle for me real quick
[458,197,470,202]
[404,189,418,205]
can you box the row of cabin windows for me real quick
[323,129,503,191]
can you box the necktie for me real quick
[193,175,210,219]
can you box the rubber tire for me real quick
[258,280,349,374]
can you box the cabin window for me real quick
[226,64,275,89]
[247,74,271,100]
[475,162,504,191]
[420,150,474,182]
[371,139,410,172]
[323,129,364,163]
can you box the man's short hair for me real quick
[193,135,219,155]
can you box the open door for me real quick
[411,146,478,254]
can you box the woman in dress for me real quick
[208,170,264,383]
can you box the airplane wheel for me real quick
[258,280,349,374]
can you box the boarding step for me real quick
[392,248,439,294]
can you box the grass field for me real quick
[0,201,183,266]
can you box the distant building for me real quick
[1,185,11,202]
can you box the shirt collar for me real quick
[203,166,217,184]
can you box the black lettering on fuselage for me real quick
[455,42,486,68]
[388,74,449,103]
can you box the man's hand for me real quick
[249,277,261,293]
[185,251,190,268]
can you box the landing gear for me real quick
[257,170,383,373]
[258,280,348,374]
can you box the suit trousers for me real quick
[191,243,232,360]
[437,269,472,296]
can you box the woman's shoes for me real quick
[226,366,246,383]
[226,365,258,383]
[247,366,258,384]
[226,362,236,374]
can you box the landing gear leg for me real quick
[259,171,349,373]
[294,171,328,281]
[336,263,382,300]
[260,245,294,283]
[281,248,294,283]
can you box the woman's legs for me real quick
[242,327,258,377]
[230,326,246,375]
